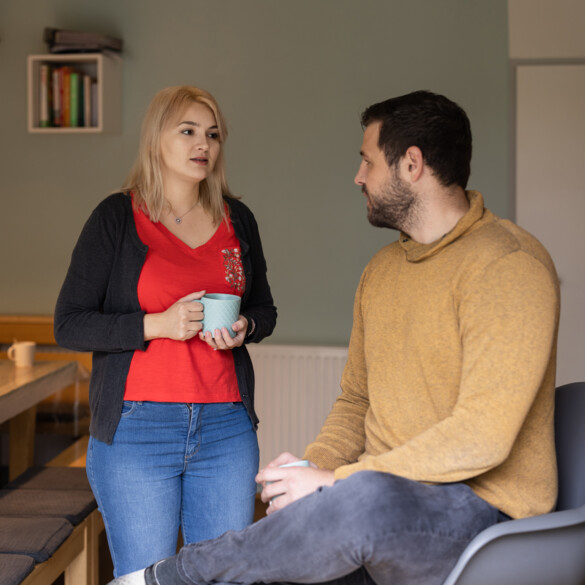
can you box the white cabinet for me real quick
[27,53,122,133]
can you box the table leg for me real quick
[9,405,37,480]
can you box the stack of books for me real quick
[44,27,123,54]
[38,63,97,128]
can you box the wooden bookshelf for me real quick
[27,53,122,134]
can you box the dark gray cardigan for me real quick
[54,193,277,443]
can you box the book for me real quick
[52,67,62,126]
[91,80,98,127]
[44,27,123,53]
[69,71,80,127]
[83,74,92,127]
[60,66,72,127]
[39,64,52,127]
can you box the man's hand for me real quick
[256,452,335,515]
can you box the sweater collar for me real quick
[398,190,486,262]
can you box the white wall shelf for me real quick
[27,53,122,134]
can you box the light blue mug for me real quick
[198,293,241,338]
[279,460,310,470]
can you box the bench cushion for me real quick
[0,554,35,585]
[0,489,96,525]
[4,466,91,491]
[0,517,73,562]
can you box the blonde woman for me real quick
[55,86,277,578]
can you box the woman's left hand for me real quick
[199,315,248,350]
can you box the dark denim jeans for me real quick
[115,470,505,585]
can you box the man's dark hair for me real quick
[360,90,472,189]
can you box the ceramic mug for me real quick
[279,460,311,470]
[7,341,36,367]
[199,293,241,338]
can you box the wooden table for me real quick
[0,360,78,480]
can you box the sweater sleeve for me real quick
[330,251,559,483]
[303,272,369,468]
[54,196,147,353]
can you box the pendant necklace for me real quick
[172,199,200,224]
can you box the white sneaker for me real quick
[108,568,146,584]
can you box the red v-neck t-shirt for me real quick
[124,203,244,403]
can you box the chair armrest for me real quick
[442,505,585,585]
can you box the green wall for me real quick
[0,0,509,346]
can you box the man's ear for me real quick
[403,146,424,182]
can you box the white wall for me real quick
[509,0,585,385]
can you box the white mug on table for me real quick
[7,341,36,367]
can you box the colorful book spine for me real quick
[83,74,92,127]
[69,71,80,127]
[91,80,98,127]
[39,64,52,127]
[61,67,72,127]
[52,67,62,126]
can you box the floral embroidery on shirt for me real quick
[222,247,245,294]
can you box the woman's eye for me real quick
[181,128,193,136]
[207,132,219,140]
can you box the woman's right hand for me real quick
[144,291,205,341]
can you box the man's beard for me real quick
[364,174,419,232]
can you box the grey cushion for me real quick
[0,489,96,525]
[0,517,73,562]
[4,466,91,491]
[0,554,35,585]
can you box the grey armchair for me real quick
[442,381,585,585]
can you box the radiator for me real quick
[247,344,348,468]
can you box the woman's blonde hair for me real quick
[123,85,234,224]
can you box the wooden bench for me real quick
[0,316,104,585]
[18,512,102,585]
[1,436,105,585]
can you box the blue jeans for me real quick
[144,471,505,585]
[87,401,259,578]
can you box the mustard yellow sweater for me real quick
[304,191,560,519]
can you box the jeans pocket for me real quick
[120,400,137,417]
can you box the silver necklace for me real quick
[171,200,200,224]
